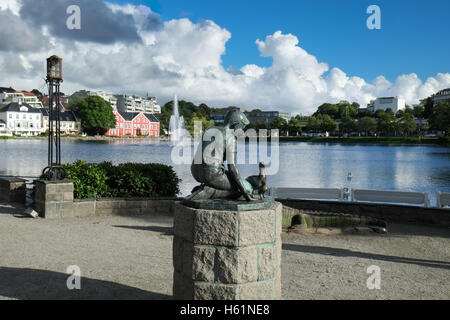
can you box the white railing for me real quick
[351,189,430,207]
[270,187,442,208]
[269,187,344,201]
[437,192,450,209]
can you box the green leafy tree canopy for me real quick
[74,96,116,135]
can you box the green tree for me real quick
[75,96,116,135]
[404,106,414,115]
[314,103,339,119]
[413,105,425,135]
[351,102,360,109]
[398,113,417,136]
[340,116,358,134]
[287,118,303,136]
[357,108,374,119]
[377,111,397,136]
[186,112,214,136]
[429,101,450,134]
[255,120,269,130]
[420,96,434,119]
[160,99,213,135]
[318,114,337,133]
[68,94,87,111]
[385,108,395,116]
[396,109,405,119]
[31,89,43,97]
[358,117,377,136]
[413,105,424,118]
[270,117,288,135]
[305,116,320,133]
[337,101,357,119]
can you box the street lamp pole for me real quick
[43,55,66,181]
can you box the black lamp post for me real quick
[42,55,66,180]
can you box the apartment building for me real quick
[116,94,161,114]
[367,96,405,113]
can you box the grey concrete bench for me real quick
[437,192,450,209]
[269,187,344,201]
[351,189,430,207]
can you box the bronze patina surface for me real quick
[187,110,268,202]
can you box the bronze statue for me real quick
[187,110,268,202]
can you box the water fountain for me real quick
[169,95,190,145]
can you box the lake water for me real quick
[1,139,449,205]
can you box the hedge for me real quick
[62,160,181,199]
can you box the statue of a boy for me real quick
[187,110,268,201]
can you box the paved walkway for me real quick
[1,202,449,300]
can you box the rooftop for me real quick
[117,111,159,122]
[435,88,450,96]
[0,102,41,114]
[0,87,15,94]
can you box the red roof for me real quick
[15,91,36,96]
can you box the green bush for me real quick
[63,160,111,199]
[62,160,181,199]
[438,135,450,145]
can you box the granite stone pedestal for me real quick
[35,180,74,219]
[0,177,26,203]
[172,201,282,300]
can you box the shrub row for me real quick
[62,160,181,199]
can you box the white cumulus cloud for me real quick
[1,1,449,115]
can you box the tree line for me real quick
[271,98,449,137]
[41,90,449,138]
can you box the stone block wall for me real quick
[0,177,26,203]
[72,198,175,217]
[173,202,282,300]
[35,180,74,219]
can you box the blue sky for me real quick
[112,0,450,82]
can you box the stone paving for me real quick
[1,201,449,300]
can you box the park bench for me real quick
[269,187,344,201]
[351,189,430,207]
[437,192,450,209]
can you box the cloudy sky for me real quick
[0,0,449,115]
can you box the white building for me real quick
[0,120,12,136]
[367,96,405,113]
[116,94,161,114]
[0,102,43,136]
[432,88,450,106]
[0,91,44,109]
[87,91,118,110]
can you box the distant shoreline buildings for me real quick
[0,87,162,137]
[367,96,405,113]
[210,107,291,125]
[432,88,450,106]
[0,84,449,137]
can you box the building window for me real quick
[9,114,12,119]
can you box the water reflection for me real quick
[0,139,449,204]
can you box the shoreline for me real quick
[277,136,450,146]
[0,135,170,142]
[1,135,449,146]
